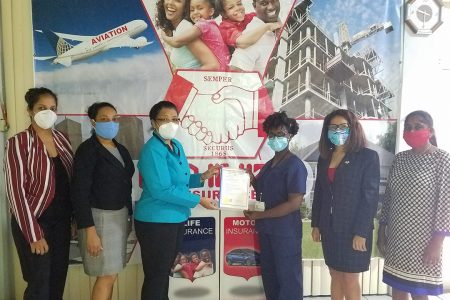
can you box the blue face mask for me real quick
[95,121,119,140]
[267,137,289,152]
[328,128,350,146]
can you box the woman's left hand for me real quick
[243,210,264,220]
[352,235,367,252]
[201,164,220,181]
[423,236,444,266]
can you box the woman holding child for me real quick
[156,0,220,70]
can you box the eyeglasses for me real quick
[96,116,120,123]
[328,123,349,131]
[156,118,181,124]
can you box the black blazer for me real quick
[71,134,135,229]
[311,148,380,238]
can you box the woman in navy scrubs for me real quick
[311,109,380,300]
[245,111,307,300]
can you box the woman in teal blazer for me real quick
[135,100,218,300]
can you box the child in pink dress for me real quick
[184,252,201,281]
[217,0,281,50]
[162,0,230,71]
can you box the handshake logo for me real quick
[180,85,258,144]
[165,71,273,158]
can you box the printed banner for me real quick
[170,217,216,282]
[223,217,261,280]
[31,0,402,270]
[168,210,220,300]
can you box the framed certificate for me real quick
[219,168,250,210]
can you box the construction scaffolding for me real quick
[267,0,395,119]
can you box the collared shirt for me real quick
[4,126,73,243]
[134,133,203,223]
[230,16,277,76]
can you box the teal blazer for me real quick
[134,133,203,223]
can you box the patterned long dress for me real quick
[380,149,450,295]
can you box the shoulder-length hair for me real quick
[156,0,191,32]
[318,109,367,159]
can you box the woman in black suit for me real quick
[71,102,135,300]
[311,109,380,300]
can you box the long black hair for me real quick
[319,109,367,159]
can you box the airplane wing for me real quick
[106,36,152,49]
[53,32,94,42]
[34,55,56,61]
[35,30,93,42]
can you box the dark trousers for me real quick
[135,220,184,300]
[259,233,303,300]
[11,217,71,300]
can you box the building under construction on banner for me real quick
[267,0,395,119]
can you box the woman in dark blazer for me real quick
[71,102,135,300]
[311,109,380,300]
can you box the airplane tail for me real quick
[41,29,74,56]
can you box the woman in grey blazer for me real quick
[311,109,380,300]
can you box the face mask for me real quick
[158,122,179,140]
[95,121,119,140]
[328,128,350,146]
[34,110,57,129]
[403,129,430,149]
[267,137,289,152]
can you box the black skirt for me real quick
[321,226,373,273]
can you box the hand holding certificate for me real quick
[219,168,250,210]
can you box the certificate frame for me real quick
[219,168,250,210]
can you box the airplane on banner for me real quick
[35,19,152,67]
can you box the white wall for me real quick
[400,4,450,290]
[400,6,450,151]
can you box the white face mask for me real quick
[158,122,179,140]
[34,110,57,129]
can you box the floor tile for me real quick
[363,296,391,300]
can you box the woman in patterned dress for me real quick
[377,110,450,299]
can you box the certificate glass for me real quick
[219,168,250,210]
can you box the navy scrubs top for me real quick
[254,154,307,238]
